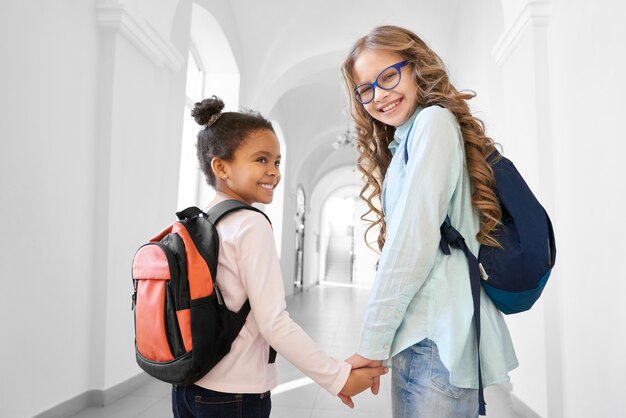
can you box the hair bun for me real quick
[191,96,225,126]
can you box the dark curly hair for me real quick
[192,96,275,187]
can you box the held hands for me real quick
[337,354,387,408]
[346,354,384,395]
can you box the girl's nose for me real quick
[374,87,389,102]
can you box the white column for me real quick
[492,1,561,417]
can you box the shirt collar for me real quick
[388,106,424,152]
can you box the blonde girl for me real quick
[341,25,518,418]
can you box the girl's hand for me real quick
[338,365,388,408]
[346,354,384,394]
[338,392,354,408]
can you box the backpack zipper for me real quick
[145,241,184,357]
[547,237,552,267]
[131,285,137,310]
[214,281,224,305]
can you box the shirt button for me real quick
[383,344,390,350]
[394,312,402,319]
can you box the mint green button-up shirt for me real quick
[358,106,518,388]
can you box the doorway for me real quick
[319,188,376,287]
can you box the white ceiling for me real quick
[192,0,503,189]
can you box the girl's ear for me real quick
[211,157,230,181]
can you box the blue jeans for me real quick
[172,385,271,418]
[391,339,479,418]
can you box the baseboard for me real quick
[511,392,544,418]
[487,382,544,418]
[33,372,151,418]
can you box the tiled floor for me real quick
[70,284,520,418]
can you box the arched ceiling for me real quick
[193,0,504,192]
[190,4,238,75]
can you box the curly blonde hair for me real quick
[341,25,501,251]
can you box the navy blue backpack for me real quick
[438,149,557,315]
[403,117,556,415]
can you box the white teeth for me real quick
[382,101,399,112]
[259,184,275,190]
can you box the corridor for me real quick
[4,1,626,417]
[69,285,520,418]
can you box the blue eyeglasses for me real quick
[354,60,410,104]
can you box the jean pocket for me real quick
[194,393,242,405]
[194,394,242,418]
[428,344,464,399]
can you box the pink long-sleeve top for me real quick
[194,202,351,395]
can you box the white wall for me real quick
[0,1,99,416]
[97,16,186,392]
[452,1,626,417]
[0,1,190,416]
[447,0,506,143]
[549,1,626,417]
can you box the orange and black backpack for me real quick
[131,199,275,385]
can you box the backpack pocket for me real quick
[132,243,185,361]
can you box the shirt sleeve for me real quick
[358,107,463,359]
[234,212,351,395]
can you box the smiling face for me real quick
[353,49,419,127]
[216,129,281,205]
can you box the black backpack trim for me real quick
[132,200,275,386]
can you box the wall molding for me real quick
[96,3,184,72]
[33,373,151,418]
[492,0,552,66]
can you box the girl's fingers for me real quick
[338,393,354,408]
[370,367,387,394]
[365,366,388,378]
[371,375,381,394]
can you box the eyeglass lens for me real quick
[355,65,402,104]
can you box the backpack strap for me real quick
[402,107,486,415]
[440,222,486,416]
[207,199,271,225]
[175,206,206,220]
[439,216,452,254]
[238,299,252,319]
[402,105,442,163]
[206,199,276,364]
[403,122,414,164]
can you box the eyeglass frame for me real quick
[353,60,410,105]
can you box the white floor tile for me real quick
[271,382,319,410]
[66,285,520,417]
[269,406,312,418]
